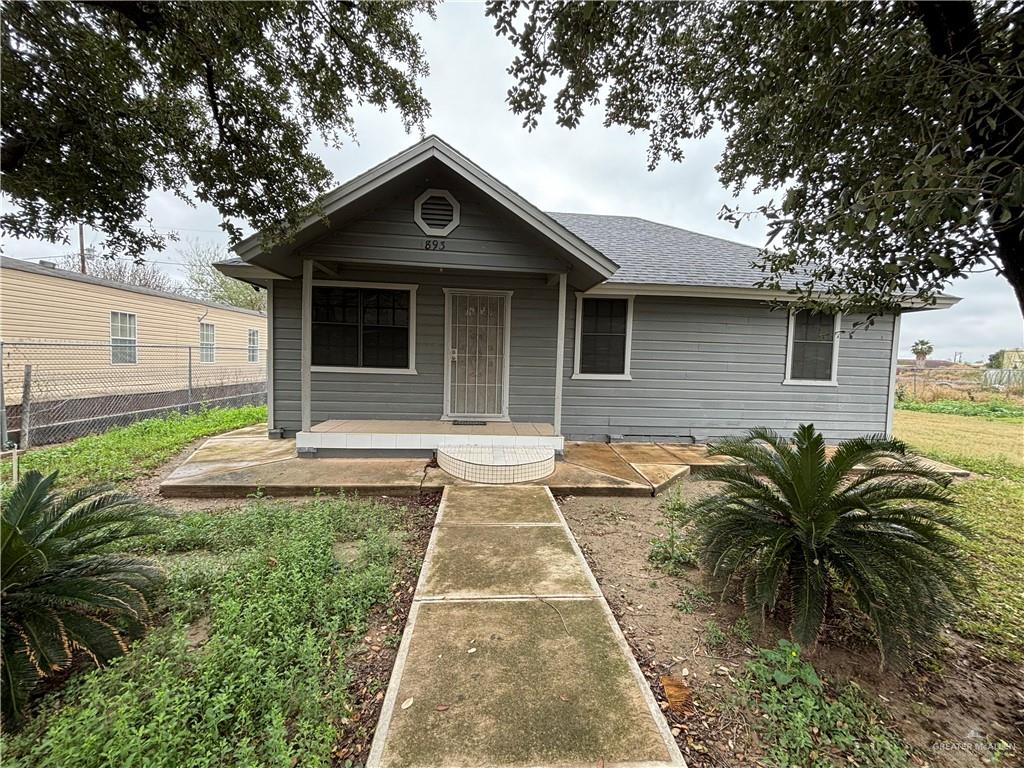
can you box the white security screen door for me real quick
[444,290,511,419]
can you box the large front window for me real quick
[312,286,412,369]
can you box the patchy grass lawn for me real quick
[3,493,431,767]
[894,410,1024,663]
[0,406,266,487]
[895,397,1024,420]
[893,409,1024,481]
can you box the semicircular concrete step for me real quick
[436,445,555,484]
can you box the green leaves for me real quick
[1,1,433,258]
[690,424,975,665]
[491,1,1024,315]
[1,470,165,728]
[3,494,406,766]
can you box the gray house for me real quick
[218,136,956,458]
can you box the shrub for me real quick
[1,471,165,728]
[691,424,975,665]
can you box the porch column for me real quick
[300,257,312,432]
[554,272,566,435]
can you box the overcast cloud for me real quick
[4,2,1021,362]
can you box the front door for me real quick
[444,290,511,419]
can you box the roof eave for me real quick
[586,281,961,310]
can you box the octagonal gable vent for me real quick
[414,189,460,236]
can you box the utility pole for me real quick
[78,223,87,274]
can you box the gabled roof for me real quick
[1,255,266,317]
[234,135,618,287]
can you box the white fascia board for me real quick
[585,282,961,310]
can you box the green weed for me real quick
[702,620,728,651]
[3,493,406,768]
[739,640,909,767]
[673,584,713,614]
[895,398,1024,421]
[0,406,266,487]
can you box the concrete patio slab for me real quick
[375,599,672,768]
[368,484,684,768]
[611,442,686,465]
[631,463,691,494]
[214,424,269,439]
[656,443,735,470]
[184,438,296,464]
[161,455,427,498]
[439,485,560,524]
[563,441,649,485]
[420,524,595,599]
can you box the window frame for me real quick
[109,311,137,365]
[572,293,634,380]
[783,309,842,386]
[199,321,216,364]
[309,281,418,375]
[247,328,260,363]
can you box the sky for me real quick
[4,2,1021,363]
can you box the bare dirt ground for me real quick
[560,482,1023,768]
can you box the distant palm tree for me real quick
[911,339,934,368]
[690,424,974,666]
[1,471,166,729]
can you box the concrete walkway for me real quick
[367,485,685,768]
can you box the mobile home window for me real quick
[311,286,411,369]
[199,322,216,363]
[247,329,259,363]
[110,311,137,364]
[574,297,632,377]
[786,310,840,383]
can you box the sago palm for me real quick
[1,470,166,728]
[692,424,974,665]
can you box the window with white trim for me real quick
[312,286,412,369]
[785,310,840,383]
[199,322,216,363]
[247,329,260,363]
[574,296,632,378]
[109,311,137,364]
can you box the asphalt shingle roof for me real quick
[547,212,777,288]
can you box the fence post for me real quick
[20,364,32,450]
[0,340,7,449]
[187,346,193,413]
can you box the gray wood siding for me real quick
[273,276,895,441]
[303,172,573,278]
[272,269,558,430]
[562,296,895,441]
[271,279,302,430]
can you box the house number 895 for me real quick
[423,239,446,250]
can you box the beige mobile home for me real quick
[1,256,266,445]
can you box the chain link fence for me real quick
[1,342,267,448]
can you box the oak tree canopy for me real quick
[488,1,1024,315]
